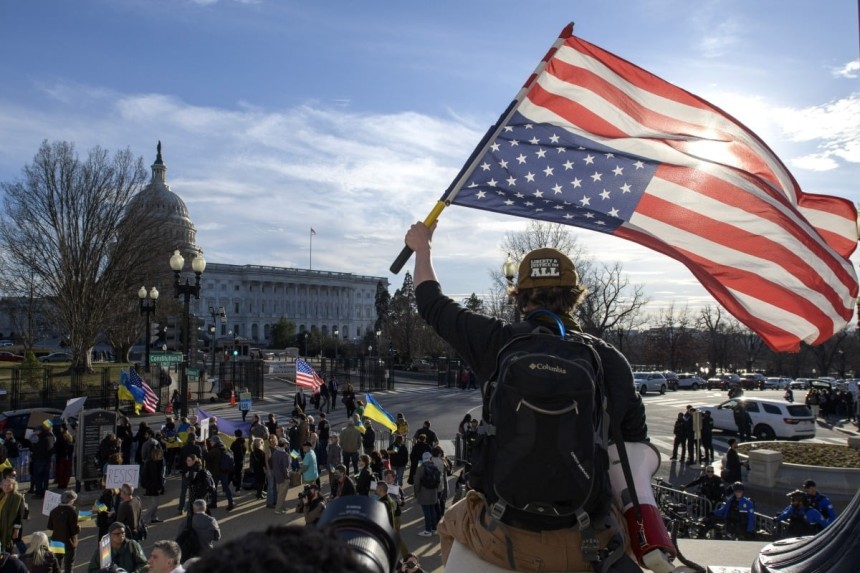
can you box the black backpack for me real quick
[469,309,612,533]
[420,462,441,489]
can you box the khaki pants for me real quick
[274,480,290,512]
[439,491,633,572]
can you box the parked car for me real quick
[740,372,767,390]
[0,408,64,445]
[764,377,792,390]
[662,371,679,391]
[38,352,72,363]
[0,341,14,347]
[633,372,667,395]
[707,373,741,390]
[790,378,812,390]
[675,373,707,390]
[696,397,815,440]
[0,352,24,362]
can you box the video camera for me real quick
[317,495,399,573]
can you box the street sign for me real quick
[149,352,183,365]
[186,367,200,380]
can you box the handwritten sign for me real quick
[197,418,210,442]
[239,392,252,411]
[41,491,62,517]
[105,464,140,489]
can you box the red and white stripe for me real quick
[515,29,857,351]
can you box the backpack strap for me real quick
[523,308,566,337]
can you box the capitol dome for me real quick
[129,141,201,263]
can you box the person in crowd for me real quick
[683,465,724,508]
[670,412,687,462]
[325,435,342,488]
[265,414,279,437]
[95,477,119,541]
[182,499,221,552]
[171,390,182,419]
[339,419,362,476]
[46,490,78,573]
[457,414,472,438]
[263,434,278,508]
[204,436,234,511]
[431,446,451,517]
[709,482,756,540]
[408,434,431,485]
[394,413,409,445]
[784,387,794,403]
[176,430,202,515]
[328,377,339,412]
[115,483,142,540]
[270,438,291,515]
[329,465,355,500]
[249,415,269,441]
[722,438,744,483]
[138,429,161,469]
[184,456,215,516]
[375,481,397,529]
[141,445,166,524]
[301,484,326,527]
[382,470,410,560]
[388,435,409,487]
[299,441,319,487]
[342,384,357,418]
[230,429,246,493]
[161,417,182,476]
[3,432,19,475]
[398,553,426,573]
[362,419,376,455]
[146,540,183,573]
[115,417,134,468]
[802,479,837,525]
[369,450,385,477]
[52,424,74,490]
[86,522,147,573]
[700,410,715,463]
[774,489,828,537]
[0,479,25,554]
[132,424,149,465]
[355,454,373,496]
[319,379,331,413]
[293,389,307,417]
[29,427,54,499]
[315,413,330,468]
[683,405,697,465]
[733,403,753,442]
[21,531,59,573]
[413,452,439,536]
[238,387,250,422]
[248,438,266,501]
[413,420,438,447]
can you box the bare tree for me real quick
[0,140,167,372]
[645,302,694,371]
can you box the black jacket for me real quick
[415,281,647,442]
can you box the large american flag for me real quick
[295,358,324,391]
[129,367,159,413]
[449,24,858,352]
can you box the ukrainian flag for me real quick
[118,370,145,415]
[363,393,397,432]
[50,541,65,555]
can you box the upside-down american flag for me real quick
[129,367,159,413]
[295,358,324,391]
[447,23,858,352]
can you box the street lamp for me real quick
[170,249,206,418]
[502,254,520,321]
[138,286,159,372]
[333,327,339,374]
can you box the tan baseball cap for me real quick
[516,248,579,290]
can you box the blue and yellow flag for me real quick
[363,393,397,432]
[50,541,65,555]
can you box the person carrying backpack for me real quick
[404,223,674,573]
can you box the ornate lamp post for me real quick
[502,254,520,322]
[333,327,339,375]
[170,249,206,417]
[138,286,159,372]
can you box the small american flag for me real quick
[295,358,324,391]
[129,367,159,413]
[447,24,857,352]
[310,228,316,236]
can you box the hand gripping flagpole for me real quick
[389,23,575,275]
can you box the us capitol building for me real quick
[132,143,387,346]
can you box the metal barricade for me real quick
[652,480,714,521]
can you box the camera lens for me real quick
[317,496,399,573]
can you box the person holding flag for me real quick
[295,358,324,393]
[363,394,397,433]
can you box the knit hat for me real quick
[516,248,578,290]
[422,452,432,462]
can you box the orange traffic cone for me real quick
[230,389,236,407]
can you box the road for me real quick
[22,376,856,573]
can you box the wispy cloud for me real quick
[833,59,859,79]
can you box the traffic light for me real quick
[165,316,178,350]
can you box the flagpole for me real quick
[389,23,574,274]
[309,228,313,271]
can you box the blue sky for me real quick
[1,0,858,320]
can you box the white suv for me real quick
[633,372,667,395]
[696,397,815,440]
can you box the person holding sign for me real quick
[46,491,78,573]
[238,388,251,422]
[86,522,146,573]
